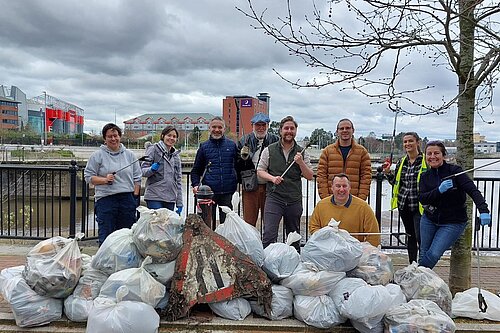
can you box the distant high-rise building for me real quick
[222,93,270,138]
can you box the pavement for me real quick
[1,240,500,332]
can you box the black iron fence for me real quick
[1,162,498,251]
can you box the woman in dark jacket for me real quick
[418,141,491,268]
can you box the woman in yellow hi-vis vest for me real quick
[383,132,427,264]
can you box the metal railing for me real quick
[1,162,498,251]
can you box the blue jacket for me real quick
[418,161,489,224]
[191,136,238,194]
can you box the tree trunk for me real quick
[450,0,477,295]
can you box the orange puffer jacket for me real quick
[317,140,372,200]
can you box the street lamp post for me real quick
[42,91,47,149]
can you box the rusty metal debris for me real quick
[162,213,272,321]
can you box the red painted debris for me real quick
[163,213,272,321]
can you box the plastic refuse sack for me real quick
[386,283,407,306]
[347,242,394,285]
[0,266,62,327]
[91,228,142,275]
[338,284,392,333]
[133,206,184,263]
[452,287,500,321]
[301,219,362,272]
[280,262,345,296]
[329,277,368,320]
[215,206,264,267]
[293,294,344,328]
[63,267,109,322]
[23,233,84,298]
[144,260,176,285]
[394,262,452,315]
[81,253,93,272]
[385,299,456,333]
[99,256,166,308]
[86,287,160,333]
[250,284,293,320]
[262,232,301,282]
[209,297,251,320]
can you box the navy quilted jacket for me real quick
[191,136,238,194]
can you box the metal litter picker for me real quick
[475,216,489,313]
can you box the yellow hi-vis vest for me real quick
[391,155,427,214]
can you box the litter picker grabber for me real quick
[107,156,152,184]
[442,159,500,181]
[384,102,400,168]
[349,232,409,246]
[475,216,489,313]
[271,141,311,192]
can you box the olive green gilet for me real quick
[267,142,303,202]
[391,154,427,214]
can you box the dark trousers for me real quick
[399,204,421,264]
[95,192,137,245]
[262,195,302,251]
[146,200,175,211]
[211,193,234,230]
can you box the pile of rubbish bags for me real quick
[1,207,500,333]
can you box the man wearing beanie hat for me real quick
[237,113,279,226]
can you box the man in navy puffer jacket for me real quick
[191,116,238,228]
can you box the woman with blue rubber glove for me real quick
[418,141,490,268]
[141,126,183,212]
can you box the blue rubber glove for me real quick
[480,213,491,226]
[175,206,183,216]
[438,179,453,193]
[150,162,160,172]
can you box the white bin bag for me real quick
[209,297,251,320]
[262,232,301,282]
[452,287,500,321]
[347,242,394,285]
[339,284,392,333]
[293,294,344,329]
[1,267,62,328]
[385,299,456,333]
[250,284,294,320]
[215,206,264,267]
[394,262,452,315]
[63,267,109,322]
[86,287,160,333]
[132,206,184,263]
[23,233,84,298]
[98,256,166,308]
[280,262,345,296]
[301,219,362,272]
[91,228,142,275]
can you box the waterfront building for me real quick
[123,113,217,139]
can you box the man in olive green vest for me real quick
[257,116,314,250]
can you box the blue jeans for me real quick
[95,192,137,245]
[419,213,467,269]
[146,200,175,211]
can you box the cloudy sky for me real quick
[1,0,498,141]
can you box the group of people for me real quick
[84,116,491,270]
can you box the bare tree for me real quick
[239,0,500,293]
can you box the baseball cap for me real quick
[251,113,270,124]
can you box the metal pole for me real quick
[375,166,384,228]
[69,160,78,238]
